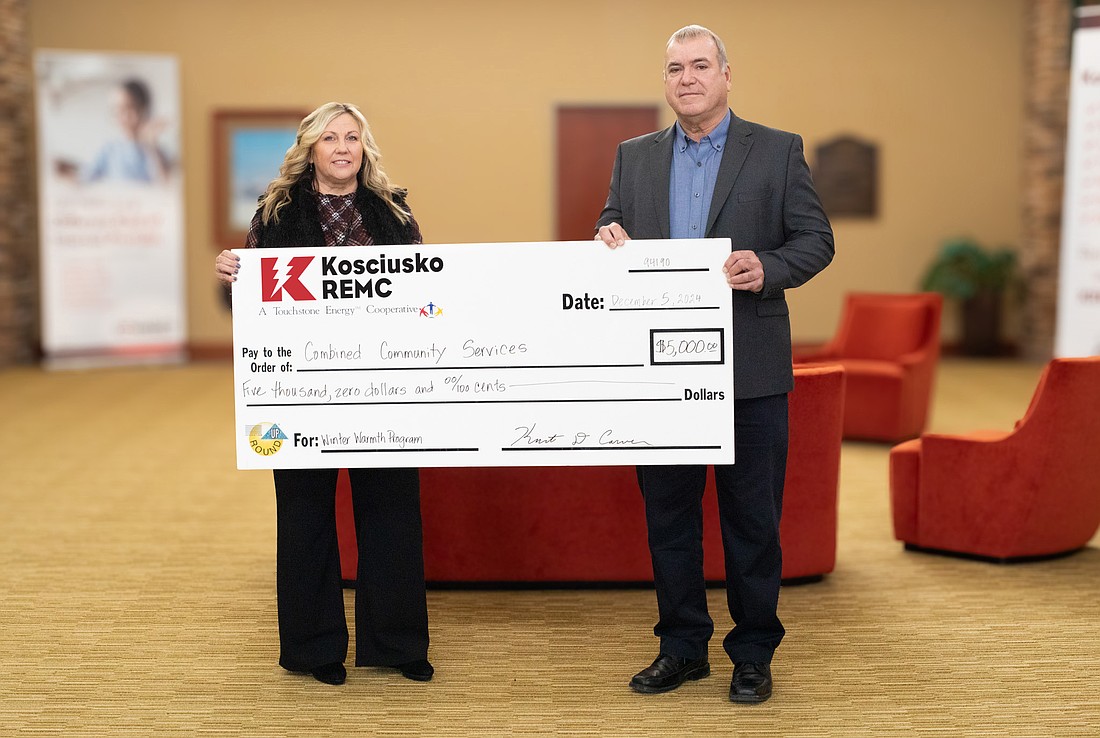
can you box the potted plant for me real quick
[920,237,1018,356]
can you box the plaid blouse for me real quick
[245,191,423,248]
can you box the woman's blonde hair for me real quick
[259,102,410,225]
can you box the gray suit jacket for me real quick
[597,112,834,399]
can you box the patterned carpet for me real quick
[0,358,1097,736]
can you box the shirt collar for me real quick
[674,109,732,153]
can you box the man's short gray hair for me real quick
[667,24,728,69]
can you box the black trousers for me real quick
[272,467,429,671]
[636,393,788,665]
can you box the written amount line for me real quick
[246,397,683,408]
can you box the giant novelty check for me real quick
[232,239,735,469]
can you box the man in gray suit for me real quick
[596,25,833,703]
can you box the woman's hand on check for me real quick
[215,250,240,284]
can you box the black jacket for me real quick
[256,179,418,248]
[597,113,833,399]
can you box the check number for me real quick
[650,329,725,365]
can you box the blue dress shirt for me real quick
[84,138,161,184]
[669,110,731,240]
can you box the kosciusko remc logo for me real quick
[248,423,287,456]
[261,256,316,302]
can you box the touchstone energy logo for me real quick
[261,256,316,302]
[419,301,443,318]
[248,422,288,456]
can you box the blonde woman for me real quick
[215,102,431,686]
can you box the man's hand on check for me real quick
[723,250,765,293]
[595,223,631,249]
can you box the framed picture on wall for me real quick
[212,109,307,250]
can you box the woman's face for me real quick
[310,112,364,194]
[112,87,144,138]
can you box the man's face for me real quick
[664,36,731,127]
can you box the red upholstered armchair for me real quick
[335,364,845,584]
[889,357,1100,560]
[794,292,942,442]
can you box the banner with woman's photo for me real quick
[1058,8,1100,357]
[34,50,185,367]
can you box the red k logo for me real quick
[260,256,316,302]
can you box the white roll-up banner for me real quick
[1057,9,1100,357]
[34,50,185,368]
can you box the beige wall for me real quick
[27,0,1025,348]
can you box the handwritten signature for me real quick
[510,423,652,447]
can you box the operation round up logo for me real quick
[248,423,288,456]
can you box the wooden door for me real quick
[556,106,659,241]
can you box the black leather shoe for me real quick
[729,661,772,703]
[629,653,710,694]
[395,659,434,682]
[310,662,347,685]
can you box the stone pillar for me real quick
[0,0,36,366]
